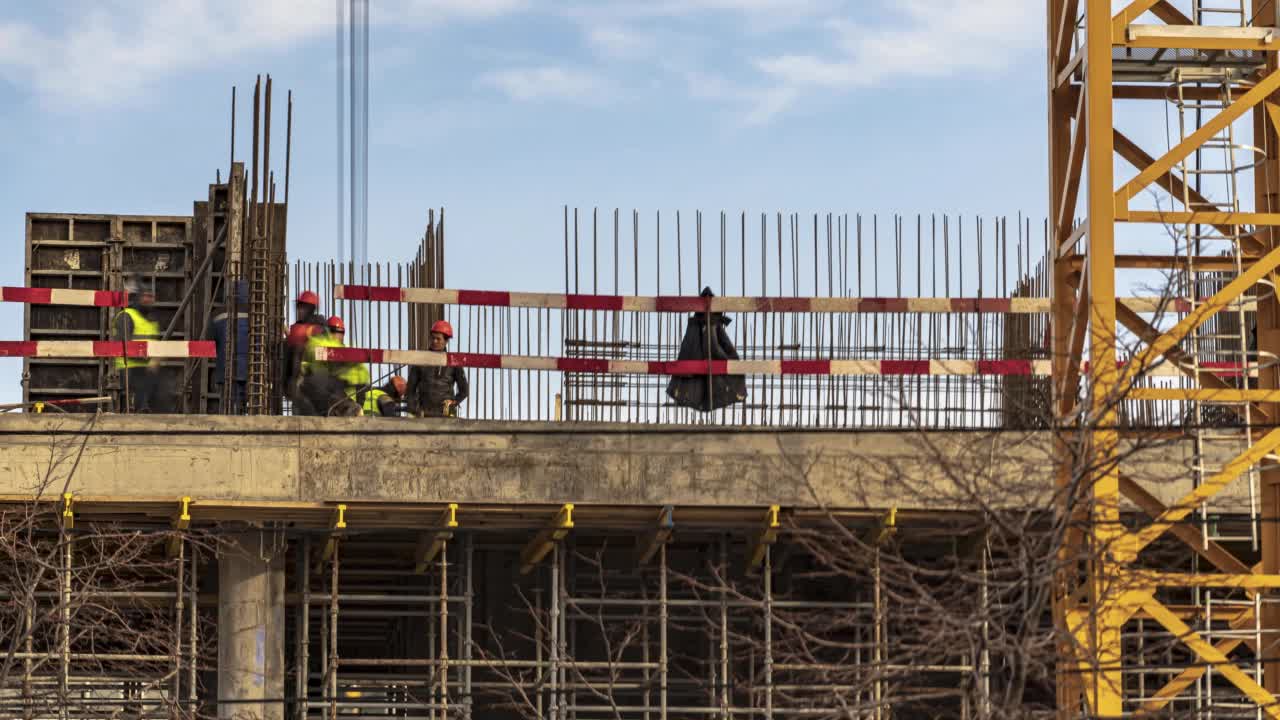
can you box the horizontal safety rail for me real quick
[315,347,1243,378]
[0,341,216,359]
[335,285,1216,315]
[1,287,125,307]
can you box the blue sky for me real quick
[0,0,1049,404]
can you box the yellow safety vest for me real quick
[112,307,160,369]
[362,388,387,416]
[302,332,344,375]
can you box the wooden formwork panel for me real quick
[23,213,195,411]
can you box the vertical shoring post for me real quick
[188,546,198,710]
[550,541,560,720]
[58,528,70,720]
[764,544,774,720]
[1083,0,1121,715]
[173,530,185,710]
[719,535,730,718]
[22,598,31,720]
[980,538,992,719]
[328,538,339,720]
[298,537,311,720]
[873,547,884,720]
[535,588,544,719]
[464,533,474,719]
[660,543,669,720]
[440,536,450,718]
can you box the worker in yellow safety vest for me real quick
[297,316,364,416]
[112,288,166,413]
[361,375,407,417]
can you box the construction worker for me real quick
[283,290,329,405]
[407,320,468,418]
[296,316,362,417]
[113,287,165,413]
[361,375,407,417]
[327,316,372,409]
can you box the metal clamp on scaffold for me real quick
[520,504,574,574]
[415,503,459,573]
[320,504,348,565]
[637,505,674,566]
[167,497,192,558]
[747,505,782,570]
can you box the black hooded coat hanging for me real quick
[666,288,748,412]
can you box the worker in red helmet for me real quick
[407,319,468,418]
[283,290,330,409]
[362,374,408,417]
[296,315,363,416]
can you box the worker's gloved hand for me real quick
[146,359,161,373]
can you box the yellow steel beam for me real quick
[519,503,574,575]
[1054,0,1081,71]
[1111,0,1165,37]
[1123,210,1280,226]
[1120,243,1280,389]
[1085,0,1122,713]
[1134,578,1262,715]
[1141,596,1280,716]
[1060,266,1089,416]
[1122,570,1280,590]
[166,496,191,559]
[1117,426,1280,558]
[637,505,674,566]
[414,503,459,574]
[1112,130,1262,252]
[1123,25,1280,51]
[1115,67,1280,214]
[1130,388,1280,403]
[1148,0,1191,24]
[1115,303,1267,424]
[1056,88,1089,244]
[1117,475,1251,575]
[747,505,782,570]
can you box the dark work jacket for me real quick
[407,365,469,416]
[666,312,747,412]
[282,310,329,388]
[210,311,249,383]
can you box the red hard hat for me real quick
[390,375,407,397]
[327,315,345,332]
[431,320,453,339]
[298,290,319,306]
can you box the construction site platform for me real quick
[0,414,1233,527]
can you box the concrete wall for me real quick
[0,414,1240,517]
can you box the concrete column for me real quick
[218,531,286,720]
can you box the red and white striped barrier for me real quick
[0,341,216,359]
[335,286,1216,315]
[315,346,1242,378]
[1,287,125,307]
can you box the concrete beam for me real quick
[0,415,1241,520]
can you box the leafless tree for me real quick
[0,414,216,719]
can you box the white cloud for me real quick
[585,25,655,60]
[479,66,606,103]
[0,0,526,109]
[751,0,1041,120]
